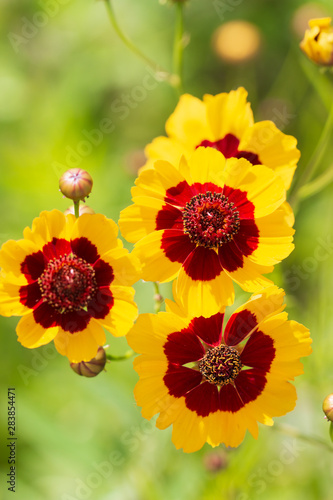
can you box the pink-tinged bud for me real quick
[59,168,93,202]
[64,204,95,216]
[323,393,333,422]
[203,450,229,473]
[70,347,107,377]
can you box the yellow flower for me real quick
[127,287,312,452]
[0,210,140,362]
[143,88,300,189]
[119,147,295,316]
[300,17,333,66]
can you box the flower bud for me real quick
[323,393,333,422]
[203,450,228,473]
[64,204,95,216]
[59,168,93,202]
[300,17,333,66]
[70,346,107,377]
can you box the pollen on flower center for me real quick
[198,344,242,386]
[182,191,240,248]
[38,254,97,313]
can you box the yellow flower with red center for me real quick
[143,87,300,189]
[127,287,312,452]
[119,147,294,315]
[300,18,333,66]
[0,210,140,362]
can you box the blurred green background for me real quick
[1,0,333,499]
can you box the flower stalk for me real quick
[103,0,176,86]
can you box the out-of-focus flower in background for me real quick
[143,88,300,190]
[212,20,262,64]
[300,17,333,66]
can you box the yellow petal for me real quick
[0,280,31,317]
[54,320,106,362]
[23,210,70,246]
[240,121,300,189]
[17,313,59,348]
[204,88,254,140]
[166,93,212,148]
[97,285,138,337]
[0,238,39,276]
[70,213,120,257]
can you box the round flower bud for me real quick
[70,347,107,377]
[64,204,95,216]
[323,393,333,422]
[59,168,93,202]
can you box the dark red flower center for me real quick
[197,134,261,165]
[182,191,240,248]
[198,344,242,386]
[38,254,97,313]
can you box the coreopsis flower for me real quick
[143,87,300,189]
[127,287,312,452]
[300,18,333,66]
[0,210,139,362]
[119,147,294,315]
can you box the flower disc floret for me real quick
[183,191,240,248]
[38,254,97,313]
[198,344,242,386]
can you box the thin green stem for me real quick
[289,95,333,211]
[103,0,175,85]
[153,282,163,314]
[297,164,333,200]
[172,1,185,94]
[106,350,134,362]
[74,201,80,218]
[274,423,333,453]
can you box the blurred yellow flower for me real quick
[300,17,333,66]
[212,21,262,64]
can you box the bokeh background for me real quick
[1,0,333,499]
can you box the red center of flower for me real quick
[197,134,261,165]
[198,345,242,386]
[182,191,240,248]
[38,254,97,313]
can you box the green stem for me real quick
[103,0,174,85]
[289,95,333,211]
[74,201,80,218]
[172,1,185,94]
[153,282,163,313]
[274,423,333,453]
[297,164,333,200]
[106,350,134,361]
